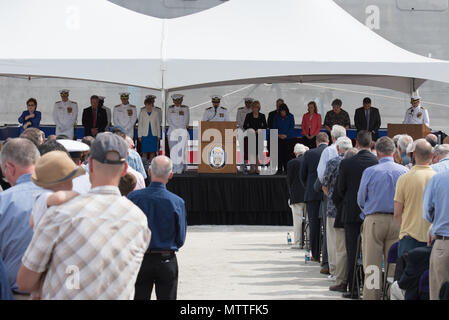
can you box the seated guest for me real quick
[431,144,449,173]
[20,127,45,148]
[354,97,381,141]
[300,132,329,263]
[425,134,438,147]
[333,131,378,299]
[397,135,413,166]
[422,168,449,300]
[357,137,408,300]
[287,143,309,248]
[301,101,322,149]
[322,136,353,292]
[394,139,435,257]
[243,100,268,174]
[323,99,350,135]
[273,103,295,174]
[119,172,137,197]
[18,98,41,134]
[18,132,151,299]
[0,138,40,299]
[128,156,187,300]
[82,95,108,137]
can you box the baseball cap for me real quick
[89,132,128,165]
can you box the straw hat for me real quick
[31,151,85,188]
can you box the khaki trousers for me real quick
[335,227,347,286]
[326,217,336,275]
[430,239,449,300]
[289,203,307,245]
[362,214,400,300]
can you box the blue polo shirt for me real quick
[128,182,187,251]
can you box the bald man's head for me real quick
[414,139,433,164]
[149,155,173,182]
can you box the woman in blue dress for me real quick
[18,98,41,134]
[137,95,162,163]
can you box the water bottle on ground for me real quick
[305,248,310,264]
[287,232,292,245]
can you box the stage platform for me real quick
[166,172,293,226]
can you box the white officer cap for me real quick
[120,92,130,98]
[59,89,70,94]
[244,97,254,103]
[293,143,309,155]
[145,94,157,100]
[411,92,421,101]
[56,139,90,153]
[171,94,184,100]
[211,95,222,101]
[98,96,105,100]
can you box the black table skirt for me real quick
[166,173,293,226]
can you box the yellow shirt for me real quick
[394,165,435,242]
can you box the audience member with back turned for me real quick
[333,130,378,299]
[300,132,329,263]
[431,144,449,173]
[0,138,40,299]
[287,143,309,249]
[357,136,408,300]
[422,160,449,300]
[394,139,435,258]
[17,132,151,299]
[128,156,187,300]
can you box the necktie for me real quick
[365,109,370,130]
[92,108,97,128]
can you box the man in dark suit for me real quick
[300,132,329,262]
[354,97,381,141]
[82,95,108,137]
[287,143,309,248]
[332,130,378,299]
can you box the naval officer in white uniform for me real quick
[167,94,190,173]
[53,89,78,139]
[236,97,254,129]
[113,92,138,139]
[202,95,230,122]
[403,92,430,127]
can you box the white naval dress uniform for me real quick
[236,106,252,168]
[403,105,430,127]
[113,103,138,138]
[202,106,230,122]
[236,106,252,129]
[167,104,190,173]
[53,100,78,139]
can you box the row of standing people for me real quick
[287,125,449,300]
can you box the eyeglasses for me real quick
[27,104,35,107]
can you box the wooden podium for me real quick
[387,124,431,141]
[198,121,237,174]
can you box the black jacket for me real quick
[267,110,278,129]
[332,149,378,224]
[398,245,432,300]
[354,107,381,140]
[287,155,306,204]
[300,144,327,202]
[82,106,108,137]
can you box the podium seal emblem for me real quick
[209,146,226,169]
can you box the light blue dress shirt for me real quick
[431,157,449,174]
[423,171,449,237]
[127,148,147,179]
[0,174,40,291]
[317,144,338,183]
[357,157,408,220]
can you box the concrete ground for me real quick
[177,225,345,300]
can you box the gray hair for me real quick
[398,135,413,153]
[150,155,173,179]
[414,139,433,161]
[336,137,353,152]
[331,125,346,140]
[294,143,308,155]
[393,134,402,147]
[434,144,449,158]
[375,136,396,156]
[0,138,40,167]
[344,148,359,159]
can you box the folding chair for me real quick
[382,241,399,300]
[418,269,430,300]
[301,215,310,250]
[351,232,364,299]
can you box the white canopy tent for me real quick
[2,0,449,148]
